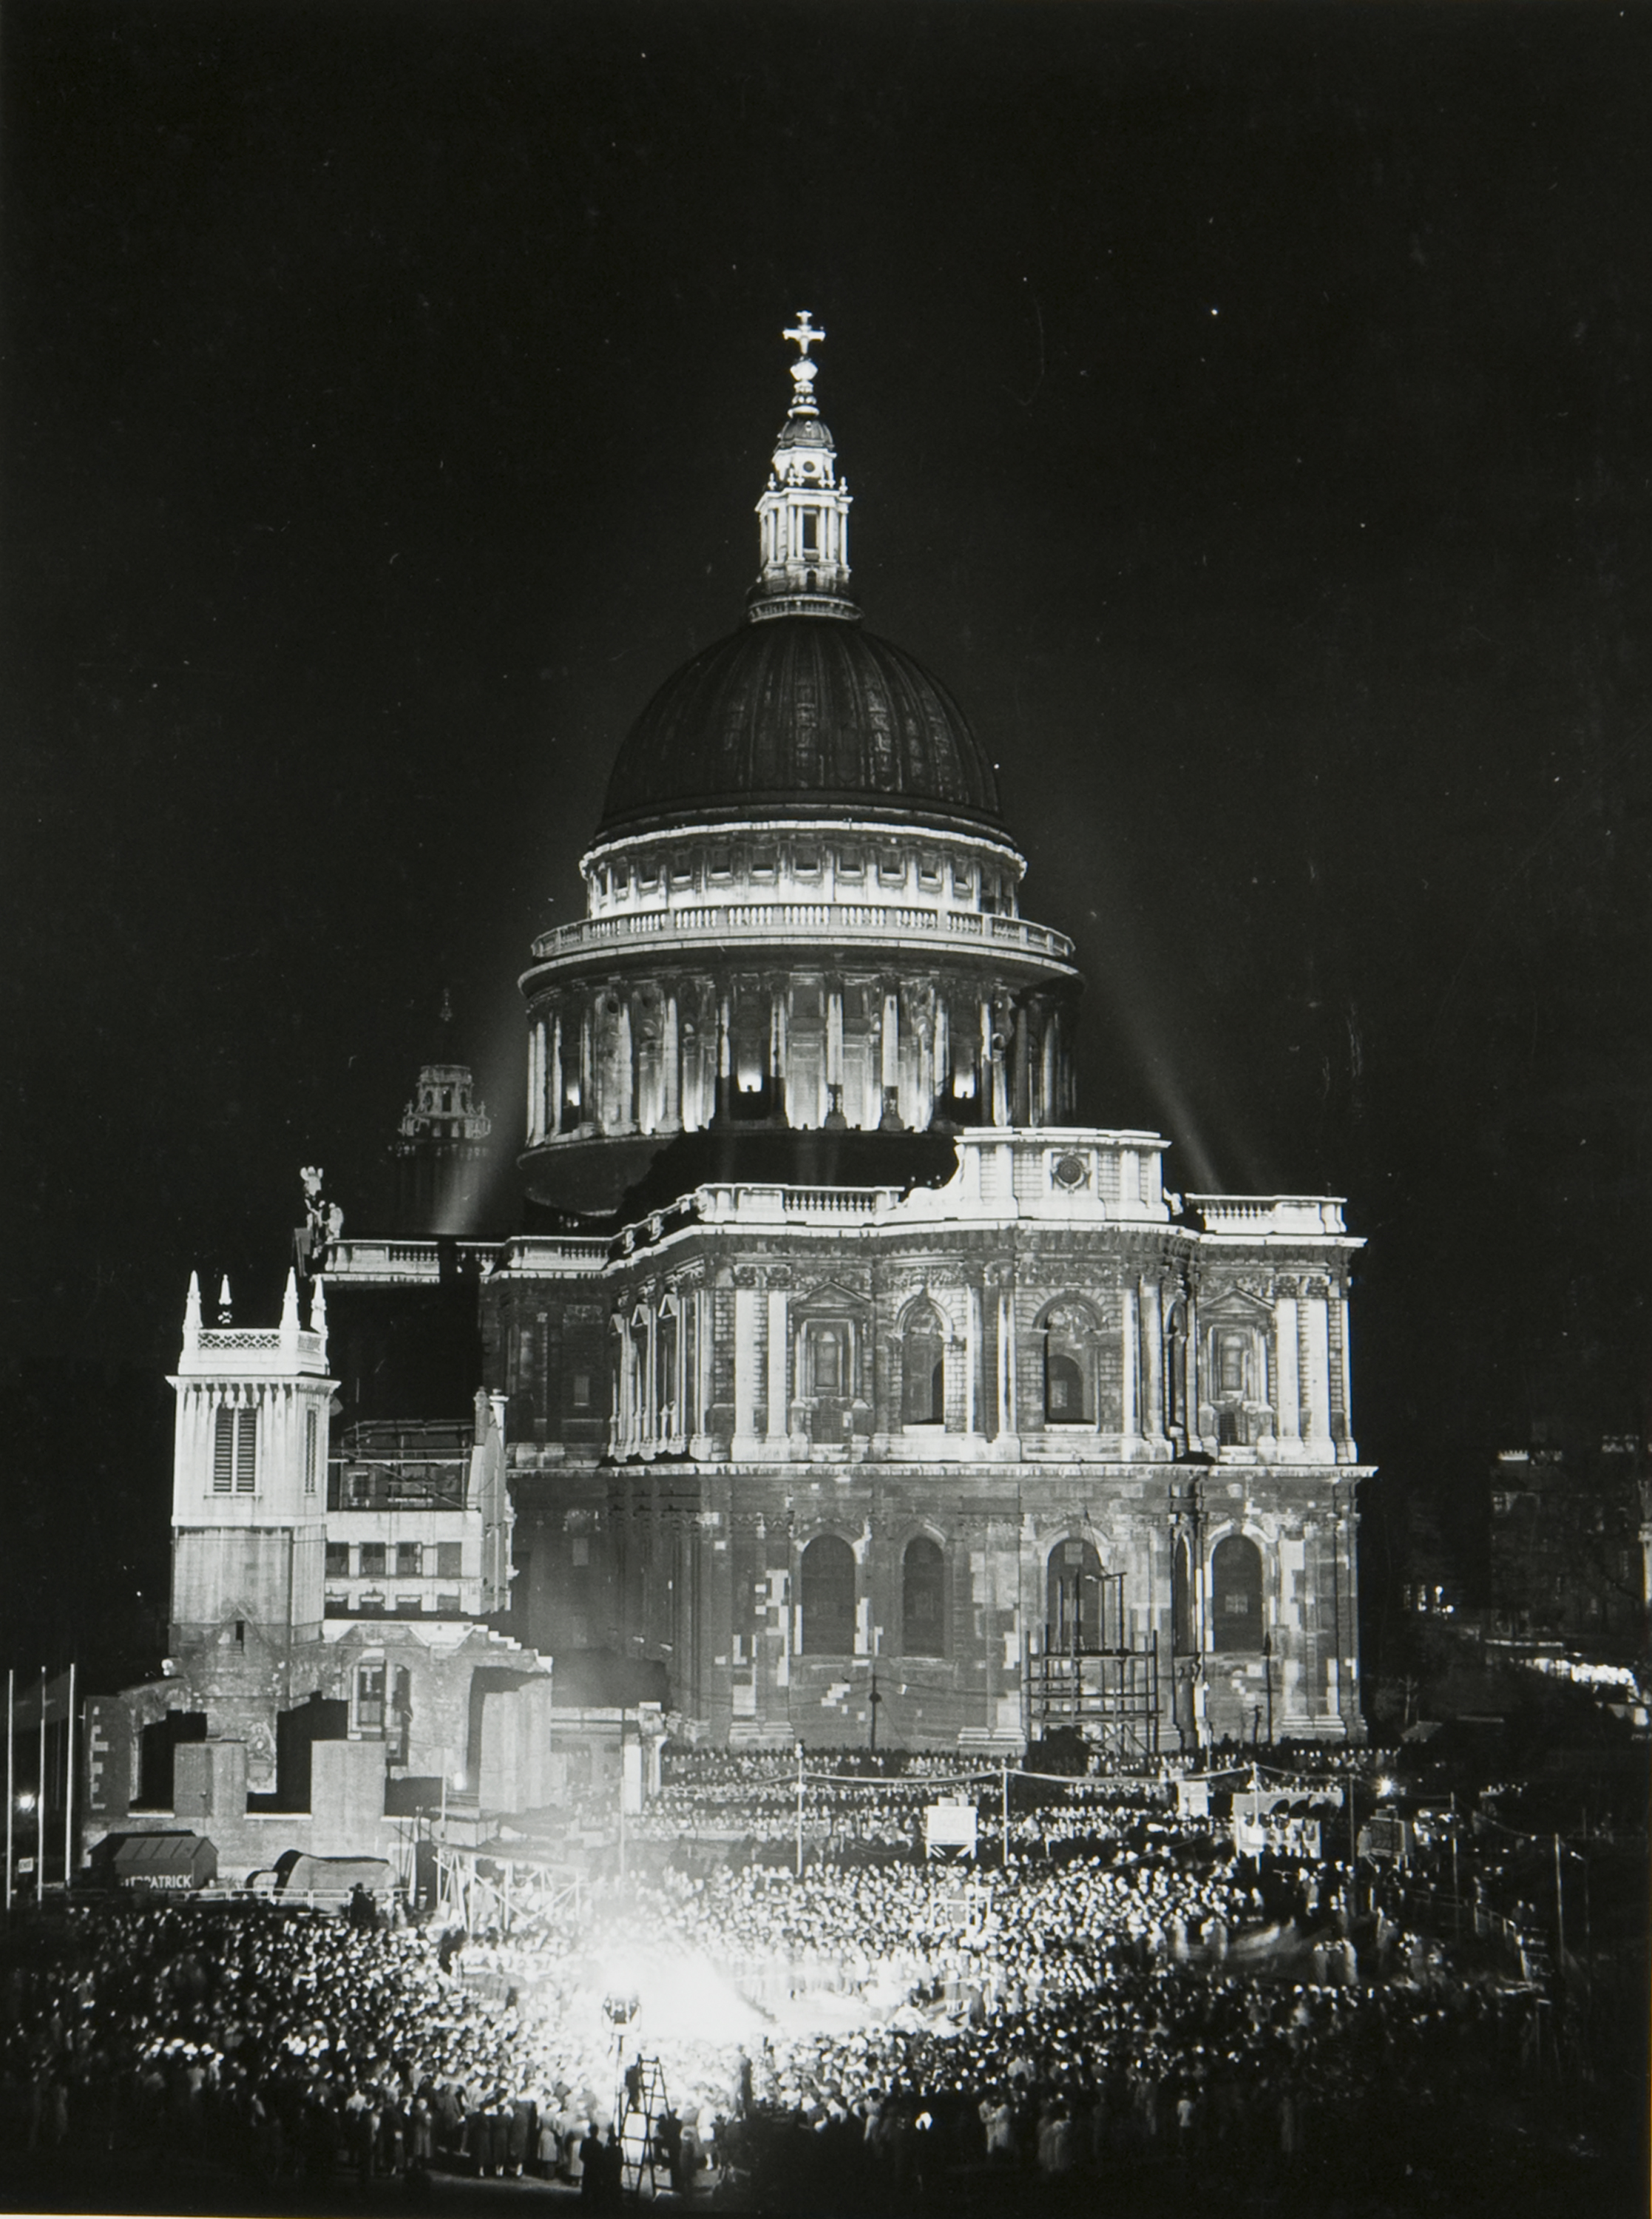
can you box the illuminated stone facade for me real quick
[453,318,1372,1752]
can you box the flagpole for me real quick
[38,1669,47,1892]
[63,1664,75,1891]
[5,1667,13,1914]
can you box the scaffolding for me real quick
[433,1835,584,1933]
[1024,1571,1161,1761]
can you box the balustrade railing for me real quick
[529,900,1073,965]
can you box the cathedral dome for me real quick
[597,613,1003,840]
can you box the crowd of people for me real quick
[0,1752,1628,2212]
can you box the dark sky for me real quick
[4,3,1648,1546]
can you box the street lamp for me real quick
[1262,1631,1274,1746]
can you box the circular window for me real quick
[1052,1152,1089,1192]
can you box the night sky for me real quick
[4,2,1648,1677]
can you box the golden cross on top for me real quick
[783,310,825,359]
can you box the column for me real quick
[674,1303,689,1448]
[771,987,788,1123]
[1330,1286,1353,1450]
[616,1002,635,1129]
[1184,1290,1200,1445]
[661,996,679,1130]
[881,987,899,1121]
[643,1306,659,1449]
[549,1014,563,1138]
[732,1288,759,1456]
[1120,1282,1138,1439]
[965,1284,981,1436]
[1012,1004,1029,1124]
[766,1289,789,1445]
[717,993,732,1124]
[1140,1276,1164,1440]
[996,1288,1018,1436]
[1039,1006,1055,1127]
[526,1021,542,1144]
[694,1287,715,1450]
[935,995,949,1107]
[1273,1294,1300,1443]
[578,1007,592,1127]
[1301,1294,1331,1448]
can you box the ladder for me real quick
[616,2053,671,2198]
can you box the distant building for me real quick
[1487,1433,1648,1652]
[392,991,493,1239]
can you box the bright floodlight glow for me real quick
[15,1793,35,1812]
[1376,1775,1398,1797]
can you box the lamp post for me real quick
[867,1664,882,1754]
[1262,1631,1274,1746]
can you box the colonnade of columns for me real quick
[525,968,1075,1146]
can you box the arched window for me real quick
[901,1536,946,1656]
[901,1302,946,1425]
[800,1534,856,1655]
[1042,1303,1096,1424]
[1046,1538,1103,1649]
[1211,1534,1264,1652]
[1171,1536,1193,1655]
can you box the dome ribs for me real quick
[598,615,1003,837]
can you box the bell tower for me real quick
[168,1269,335,1650]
